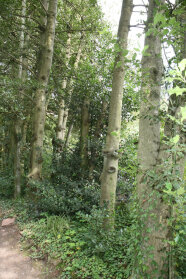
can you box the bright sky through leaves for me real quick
[98,0,148,49]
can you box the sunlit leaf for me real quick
[181,106,186,122]
[168,86,186,96]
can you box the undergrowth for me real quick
[0,198,132,279]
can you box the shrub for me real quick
[27,177,99,216]
[0,169,14,198]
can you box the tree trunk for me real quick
[64,121,73,149]
[59,36,84,144]
[28,0,58,180]
[56,33,71,143]
[100,0,133,228]
[13,0,26,198]
[133,0,171,277]
[13,120,22,197]
[80,96,90,169]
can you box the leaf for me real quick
[174,235,179,243]
[165,182,172,191]
[132,53,137,60]
[146,28,153,37]
[178,59,186,72]
[111,131,119,137]
[142,45,149,56]
[162,29,169,36]
[168,86,186,96]
[154,13,166,25]
[122,49,129,56]
[99,27,108,35]
[181,106,186,122]
[116,61,122,68]
[134,48,140,52]
[68,242,76,248]
[170,135,180,144]
[176,187,184,196]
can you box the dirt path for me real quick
[0,224,47,279]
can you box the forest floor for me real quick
[0,210,57,279]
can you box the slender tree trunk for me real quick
[57,33,71,143]
[80,96,90,169]
[59,36,84,144]
[13,0,26,198]
[64,121,73,149]
[28,0,58,180]
[100,0,133,228]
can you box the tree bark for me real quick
[56,33,71,143]
[59,36,84,144]
[80,96,90,169]
[13,0,26,198]
[28,0,58,180]
[100,0,133,228]
[133,0,171,277]
[64,121,73,149]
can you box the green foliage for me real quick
[27,177,99,216]
[127,134,186,278]
[118,133,138,200]
[0,169,14,198]
[0,198,132,279]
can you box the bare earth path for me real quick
[0,224,46,279]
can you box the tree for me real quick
[12,0,27,197]
[100,0,133,228]
[28,0,58,180]
[132,0,181,277]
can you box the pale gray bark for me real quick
[57,34,71,142]
[29,0,58,179]
[59,36,84,144]
[100,0,133,228]
[133,0,171,277]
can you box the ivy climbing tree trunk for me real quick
[28,0,58,180]
[100,0,133,228]
[133,0,171,277]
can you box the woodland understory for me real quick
[0,0,185,278]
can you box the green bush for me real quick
[19,204,131,279]
[27,177,99,216]
[0,170,14,198]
